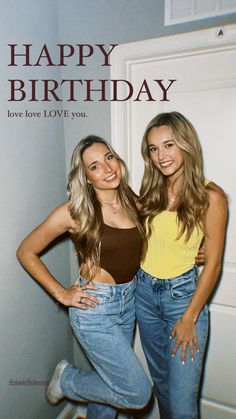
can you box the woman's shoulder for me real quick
[52,201,70,216]
[205,181,228,208]
[206,180,225,195]
[50,202,76,232]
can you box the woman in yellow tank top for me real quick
[135,112,228,419]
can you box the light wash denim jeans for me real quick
[60,276,152,419]
[135,267,209,419]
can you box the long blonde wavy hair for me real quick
[67,135,146,281]
[139,112,209,240]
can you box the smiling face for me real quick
[147,125,185,182]
[82,142,121,193]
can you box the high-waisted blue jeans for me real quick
[60,276,152,418]
[135,267,209,419]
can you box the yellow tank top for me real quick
[141,211,203,279]
[141,180,210,278]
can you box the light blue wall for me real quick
[0,1,72,418]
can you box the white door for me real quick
[111,25,236,419]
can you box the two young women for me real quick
[17,112,227,419]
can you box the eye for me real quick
[107,153,114,160]
[148,146,158,153]
[90,164,97,171]
[165,142,174,149]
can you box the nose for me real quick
[158,147,166,161]
[103,161,113,173]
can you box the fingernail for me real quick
[169,335,172,340]
[191,357,194,362]
[171,353,175,357]
[182,361,185,365]
[196,348,200,353]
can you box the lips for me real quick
[159,161,173,168]
[104,172,117,181]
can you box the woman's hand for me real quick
[195,246,205,265]
[170,315,200,363]
[59,283,99,310]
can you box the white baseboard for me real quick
[56,402,142,419]
[56,401,86,419]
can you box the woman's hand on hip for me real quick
[170,316,200,363]
[59,283,99,309]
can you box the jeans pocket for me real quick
[170,278,196,299]
[92,290,113,304]
[78,277,114,303]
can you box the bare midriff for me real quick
[80,265,117,285]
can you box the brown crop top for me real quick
[100,224,142,284]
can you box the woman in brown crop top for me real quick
[17,135,152,418]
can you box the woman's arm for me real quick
[171,184,228,362]
[17,203,98,309]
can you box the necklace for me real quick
[167,193,176,210]
[101,200,120,206]
[100,200,121,215]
